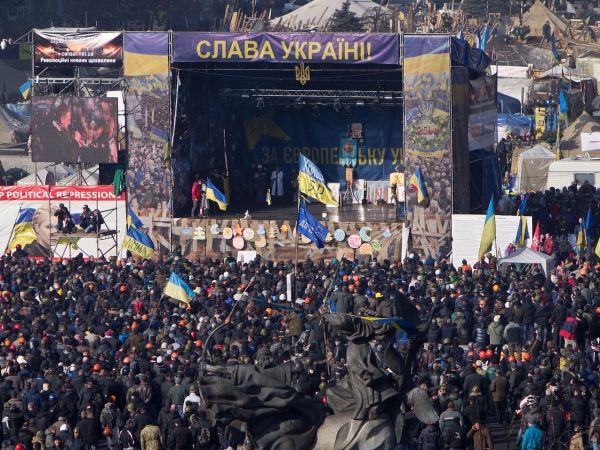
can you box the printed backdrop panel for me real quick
[0,186,126,259]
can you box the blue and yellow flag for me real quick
[19,80,32,100]
[478,198,496,259]
[298,154,338,206]
[297,198,329,249]
[164,272,194,305]
[363,316,418,333]
[515,195,529,248]
[409,167,428,203]
[206,178,228,210]
[122,226,154,260]
[127,207,144,230]
[266,189,272,206]
[7,208,37,251]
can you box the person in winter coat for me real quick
[32,431,45,450]
[489,370,508,424]
[466,422,493,450]
[522,298,536,343]
[169,419,192,450]
[487,316,504,354]
[569,424,584,450]
[428,321,441,345]
[417,423,442,450]
[471,317,489,347]
[139,423,163,450]
[76,410,103,450]
[589,408,600,450]
[521,419,543,450]
[119,420,137,450]
[376,295,397,318]
[442,416,465,450]
[504,321,522,354]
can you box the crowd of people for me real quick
[5,182,600,450]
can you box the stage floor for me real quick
[202,202,403,223]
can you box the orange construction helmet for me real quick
[485,349,493,358]
[342,275,348,281]
[142,314,148,321]
[93,364,101,371]
[305,297,311,304]
[123,357,131,364]
[131,323,138,329]
[179,320,186,327]
[479,351,486,359]
[120,285,128,292]
[195,340,202,347]
[265,308,272,315]
[508,356,516,362]
[522,352,531,360]
[18,337,25,344]
[171,352,178,359]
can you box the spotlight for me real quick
[256,97,264,109]
[334,98,341,112]
[345,105,353,118]
[356,100,365,106]
[0,40,6,50]
[373,99,380,113]
[295,98,303,111]
[321,211,328,220]
[312,105,320,118]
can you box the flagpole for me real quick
[294,195,301,301]
[4,204,23,255]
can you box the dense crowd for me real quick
[4,203,600,450]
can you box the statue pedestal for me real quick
[313,412,396,450]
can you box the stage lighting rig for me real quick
[295,98,303,110]
[334,98,341,112]
[345,106,353,118]
[256,97,265,109]
[373,99,380,113]
[312,105,321,118]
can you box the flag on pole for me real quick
[297,198,329,249]
[578,205,595,255]
[457,30,464,40]
[550,33,560,64]
[585,205,595,241]
[556,116,561,160]
[478,198,496,259]
[266,189,272,206]
[298,154,338,206]
[409,167,428,203]
[473,28,481,49]
[480,25,490,52]
[122,226,155,260]
[531,222,541,251]
[205,178,228,210]
[164,272,195,305]
[515,195,529,248]
[19,80,32,100]
[127,207,144,230]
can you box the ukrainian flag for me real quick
[298,154,338,206]
[514,195,529,248]
[409,167,427,203]
[363,316,418,333]
[206,178,228,211]
[19,80,32,100]
[7,208,37,251]
[266,189,272,206]
[164,272,194,305]
[127,207,144,230]
[478,198,496,259]
[122,226,154,260]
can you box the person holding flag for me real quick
[205,178,228,211]
[410,167,428,203]
[164,271,195,305]
[122,206,155,260]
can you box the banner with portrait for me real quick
[0,186,125,259]
[124,32,172,219]
[403,35,452,258]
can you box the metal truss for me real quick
[219,88,402,107]
[33,77,125,96]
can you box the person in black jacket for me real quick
[521,297,536,344]
[551,300,568,347]
[534,302,552,348]
[169,419,192,450]
[76,410,103,450]
[544,399,566,449]
[569,388,588,429]
[443,416,465,450]
[471,317,489,347]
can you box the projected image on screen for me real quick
[31,97,118,163]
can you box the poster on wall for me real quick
[403,35,452,258]
[34,30,122,66]
[124,32,172,218]
[339,139,358,167]
[0,186,126,259]
[31,97,118,163]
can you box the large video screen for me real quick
[34,31,122,66]
[31,97,118,163]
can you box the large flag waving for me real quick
[410,167,428,203]
[164,272,195,305]
[531,222,541,251]
[478,198,496,259]
[515,195,529,248]
[7,208,37,251]
[298,154,338,206]
[127,207,144,230]
[297,198,330,248]
[122,226,155,260]
[205,178,228,210]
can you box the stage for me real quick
[201,202,403,223]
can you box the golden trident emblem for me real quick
[295,63,310,85]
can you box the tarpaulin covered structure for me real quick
[498,92,521,113]
[498,247,555,274]
[560,111,600,157]
[513,144,556,192]
[497,113,534,141]
[451,37,492,72]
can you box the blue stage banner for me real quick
[173,33,399,65]
[243,105,403,181]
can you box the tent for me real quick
[56,165,100,186]
[518,0,568,36]
[275,0,388,29]
[498,247,555,275]
[560,111,600,157]
[498,92,521,114]
[16,164,76,186]
[497,113,534,141]
[513,144,556,192]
